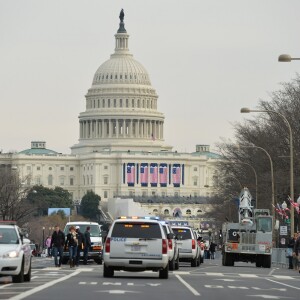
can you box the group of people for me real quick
[49,225,92,268]
[287,231,300,272]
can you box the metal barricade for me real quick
[271,248,289,268]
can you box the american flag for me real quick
[150,164,158,185]
[127,164,135,184]
[159,165,167,185]
[172,165,181,185]
[140,164,148,184]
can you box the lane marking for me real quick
[205,272,224,276]
[272,275,294,280]
[175,275,200,296]
[0,284,13,289]
[266,278,300,290]
[239,274,258,278]
[9,270,81,300]
[267,268,277,276]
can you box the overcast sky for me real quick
[1,0,300,154]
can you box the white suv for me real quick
[171,226,200,267]
[103,217,170,279]
[161,222,179,270]
[0,222,32,283]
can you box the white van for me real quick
[62,221,103,264]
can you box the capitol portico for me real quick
[0,11,220,212]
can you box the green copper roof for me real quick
[18,148,58,155]
[191,151,221,159]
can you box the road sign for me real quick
[279,226,287,235]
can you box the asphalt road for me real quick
[0,255,299,300]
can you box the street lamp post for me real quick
[42,227,45,251]
[240,107,294,236]
[236,144,275,215]
[278,54,300,62]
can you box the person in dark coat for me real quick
[75,226,85,266]
[209,242,217,259]
[51,225,65,267]
[83,226,91,265]
[65,226,78,268]
[287,234,297,269]
[294,232,300,272]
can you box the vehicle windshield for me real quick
[257,217,272,232]
[64,224,101,237]
[0,228,19,244]
[172,228,192,240]
[111,222,162,239]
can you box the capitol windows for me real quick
[142,99,145,108]
[125,74,127,79]
[137,99,140,108]
[110,75,112,79]
[37,166,41,171]
[164,209,170,216]
[106,75,108,79]
[120,99,123,107]
[59,176,65,186]
[93,99,96,108]
[126,99,129,107]
[114,99,116,107]
[60,166,64,171]
[153,209,158,215]
[104,191,108,198]
[49,167,52,171]
[70,167,74,171]
[197,209,202,215]
[48,175,53,186]
[36,176,41,185]
[120,75,122,79]
[194,167,198,171]
[142,191,147,197]
[108,99,111,108]
[104,165,108,170]
[186,209,192,215]
[83,175,85,185]
[102,99,105,107]
[104,176,108,184]
[193,178,198,186]
[131,99,134,107]
[115,74,117,79]
[90,175,93,185]
[70,177,74,186]
[98,99,100,108]
[27,166,31,171]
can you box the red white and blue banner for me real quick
[172,164,181,187]
[159,163,168,187]
[127,163,135,186]
[150,163,158,187]
[140,163,149,187]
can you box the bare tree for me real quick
[0,167,36,225]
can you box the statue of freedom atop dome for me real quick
[119,9,124,22]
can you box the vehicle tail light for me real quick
[162,239,168,254]
[192,239,196,250]
[168,239,172,250]
[105,238,111,253]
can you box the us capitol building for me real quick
[0,11,220,221]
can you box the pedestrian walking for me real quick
[209,242,217,259]
[45,236,52,257]
[83,226,91,265]
[294,231,300,272]
[287,233,297,269]
[65,226,78,268]
[75,226,85,266]
[51,225,65,267]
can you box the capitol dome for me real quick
[71,10,172,154]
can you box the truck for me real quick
[221,188,273,268]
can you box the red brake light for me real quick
[105,237,111,253]
[168,239,172,250]
[192,239,196,249]
[162,239,168,254]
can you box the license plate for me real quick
[131,245,141,251]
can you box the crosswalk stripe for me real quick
[272,275,294,279]
[239,274,258,278]
[205,273,224,276]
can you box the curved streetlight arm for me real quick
[236,144,275,217]
[240,107,294,236]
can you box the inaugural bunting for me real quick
[140,163,149,187]
[127,163,135,186]
[159,163,168,187]
[150,163,158,187]
[172,164,181,187]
